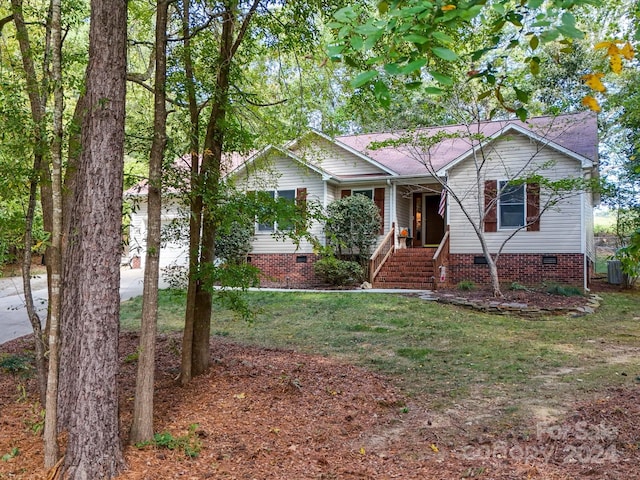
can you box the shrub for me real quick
[0,354,34,378]
[615,227,640,288]
[314,256,364,286]
[215,220,253,265]
[325,194,381,264]
[456,280,476,291]
[137,424,202,458]
[544,283,583,297]
[509,282,528,291]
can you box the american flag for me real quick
[438,188,447,218]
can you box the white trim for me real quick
[580,191,595,291]
[497,180,526,230]
[580,190,586,255]
[391,180,397,239]
[228,144,331,180]
[437,123,593,176]
[322,178,328,209]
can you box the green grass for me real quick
[121,289,640,414]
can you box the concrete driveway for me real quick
[0,268,166,345]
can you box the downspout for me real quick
[580,189,588,292]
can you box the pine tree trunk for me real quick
[130,0,168,444]
[57,0,128,477]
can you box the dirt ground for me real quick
[1,324,639,480]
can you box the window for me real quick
[352,189,373,200]
[498,181,525,229]
[257,189,296,233]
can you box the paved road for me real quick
[0,268,164,345]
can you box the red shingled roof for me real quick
[336,112,597,176]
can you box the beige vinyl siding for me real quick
[294,136,388,177]
[395,191,411,234]
[584,190,595,260]
[448,134,585,254]
[128,199,189,269]
[238,154,325,254]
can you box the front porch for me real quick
[369,226,450,290]
[369,182,449,290]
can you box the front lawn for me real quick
[121,289,640,421]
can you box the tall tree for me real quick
[177,0,347,381]
[130,0,169,444]
[57,0,128,477]
[178,0,203,384]
[43,0,63,466]
[10,0,50,405]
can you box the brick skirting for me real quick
[247,253,320,288]
[448,253,586,287]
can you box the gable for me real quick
[232,150,324,193]
[447,132,585,181]
[289,132,395,178]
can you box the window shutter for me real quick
[484,180,497,232]
[295,187,307,234]
[374,187,385,235]
[526,182,540,231]
[341,189,351,198]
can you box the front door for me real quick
[424,195,445,246]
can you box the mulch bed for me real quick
[1,331,639,479]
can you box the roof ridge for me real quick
[336,111,593,139]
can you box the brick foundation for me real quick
[248,253,320,288]
[448,253,586,288]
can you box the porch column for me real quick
[390,180,397,248]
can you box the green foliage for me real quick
[0,354,34,378]
[314,256,365,286]
[24,406,45,436]
[509,282,529,291]
[123,349,140,364]
[457,280,476,291]
[138,424,202,459]
[329,0,601,117]
[1,447,19,462]
[325,194,381,263]
[544,283,583,297]
[615,227,640,287]
[215,220,254,265]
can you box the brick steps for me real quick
[372,247,437,290]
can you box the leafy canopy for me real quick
[328,0,623,119]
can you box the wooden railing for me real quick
[369,225,395,283]
[432,227,450,290]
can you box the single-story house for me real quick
[127,111,598,290]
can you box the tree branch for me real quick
[230,0,261,59]
[0,14,14,31]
